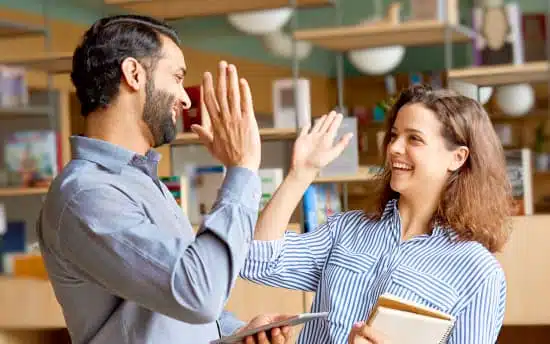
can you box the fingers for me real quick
[319,111,337,133]
[357,323,390,344]
[311,114,326,133]
[216,61,231,120]
[202,72,221,129]
[190,124,214,144]
[270,327,284,344]
[298,123,311,138]
[327,112,344,139]
[240,77,255,119]
[228,64,242,119]
[256,330,269,344]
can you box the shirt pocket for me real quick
[323,245,379,325]
[388,265,459,314]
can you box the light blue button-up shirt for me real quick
[36,135,261,344]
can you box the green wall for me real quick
[0,0,547,77]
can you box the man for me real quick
[36,14,291,344]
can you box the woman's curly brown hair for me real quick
[365,84,514,253]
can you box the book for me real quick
[504,148,533,215]
[258,168,284,212]
[366,293,455,344]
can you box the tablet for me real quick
[210,312,329,344]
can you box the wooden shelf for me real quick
[105,0,333,19]
[293,20,476,51]
[447,61,550,86]
[0,277,65,329]
[0,105,53,118]
[172,128,297,145]
[0,20,45,38]
[0,52,73,74]
[0,187,49,197]
[314,165,379,183]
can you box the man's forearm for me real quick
[254,169,314,241]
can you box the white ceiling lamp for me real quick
[495,83,535,117]
[262,31,312,60]
[348,45,405,75]
[347,2,405,75]
[448,79,493,104]
[227,8,294,35]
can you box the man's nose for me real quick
[181,89,191,110]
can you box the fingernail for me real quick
[353,321,365,328]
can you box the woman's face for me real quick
[386,103,468,200]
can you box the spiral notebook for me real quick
[366,293,455,344]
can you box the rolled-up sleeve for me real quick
[58,167,260,324]
[239,214,340,292]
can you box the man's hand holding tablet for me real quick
[212,312,329,344]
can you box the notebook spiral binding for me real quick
[438,320,456,344]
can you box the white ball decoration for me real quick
[227,8,293,35]
[347,45,406,75]
[262,31,312,60]
[346,18,405,75]
[495,83,535,117]
[448,79,493,104]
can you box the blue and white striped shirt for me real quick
[240,199,506,343]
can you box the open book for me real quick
[366,293,455,344]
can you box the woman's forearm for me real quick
[254,169,316,241]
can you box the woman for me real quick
[241,84,513,344]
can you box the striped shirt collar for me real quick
[382,198,457,240]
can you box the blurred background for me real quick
[0,0,548,343]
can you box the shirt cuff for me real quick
[219,166,261,211]
[219,311,246,336]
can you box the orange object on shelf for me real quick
[12,253,49,280]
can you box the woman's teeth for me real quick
[392,162,413,170]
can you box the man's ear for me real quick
[120,57,145,92]
[449,146,469,172]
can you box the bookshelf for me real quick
[0,19,45,38]
[447,61,550,86]
[0,187,49,197]
[314,165,378,183]
[104,0,334,19]
[0,105,53,118]
[293,19,476,51]
[0,52,73,74]
[172,127,297,145]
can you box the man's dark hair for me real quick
[71,14,180,116]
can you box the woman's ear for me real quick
[449,146,469,172]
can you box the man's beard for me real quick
[142,78,177,148]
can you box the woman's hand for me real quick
[348,321,391,344]
[290,111,353,182]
